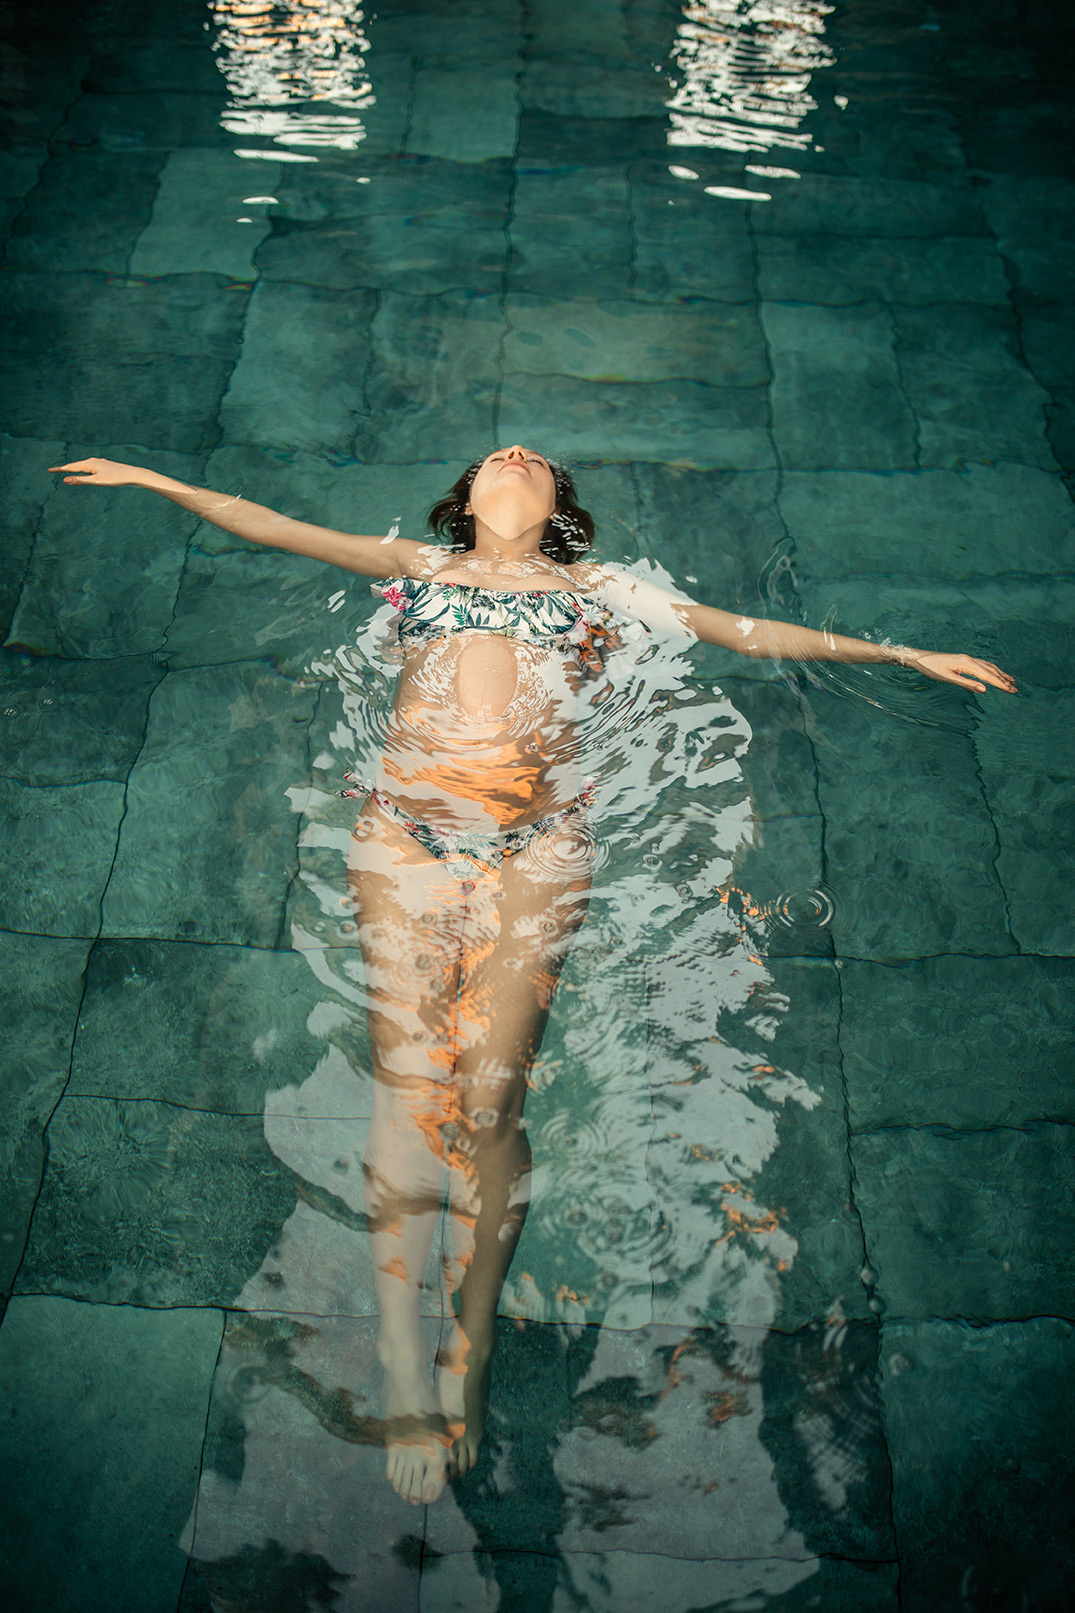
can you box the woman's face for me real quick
[467,445,557,535]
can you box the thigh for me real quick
[453,820,594,1121]
[346,798,467,1086]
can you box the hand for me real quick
[908,650,1017,694]
[48,456,146,487]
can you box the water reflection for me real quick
[666,0,835,154]
[209,0,375,150]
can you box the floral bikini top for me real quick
[373,576,644,673]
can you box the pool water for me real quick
[1,1,1073,1609]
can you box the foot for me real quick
[381,1350,449,1507]
[434,1320,493,1480]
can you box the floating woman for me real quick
[52,447,1016,1508]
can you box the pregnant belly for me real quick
[367,634,582,832]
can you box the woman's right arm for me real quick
[48,456,429,579]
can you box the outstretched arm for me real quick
[49,457,429,579]
[585,564,1017,695]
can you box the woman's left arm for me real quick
[584,565,1017,694]
[685,602,1017,693]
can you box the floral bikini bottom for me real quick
[341,774,596,878]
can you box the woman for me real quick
[51,447,1016,1507]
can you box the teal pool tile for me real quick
[551,1326,864,1563]
[54,89,230,152]
[0,1296,221,1613]
[185,1310,421,1611]
[0,272,246,452]
[0,148,48,237]
[162,544,346,670]
[840,955,1075,1130]
[130,149,277,279]
[752,175,989,240]
[355,289,504,461]
[980,175,1075,300]
[8,441,201,657]
[219,281,376,455]
[0,932,90,1292]
[629,167,757,304]
[87,15,225,98]
[517,109,667,165]
[0,777,124,936]
[508,166,632,298]
[779,462,1075,581]
[421,1551,897,1612]
[271,151,510,227]
[259,207,507,298]
[852,1123,1075,1321]
[642,943,863,1331]
[757,1320,895,1562]
[565,462,642,559]
[503,294,767,389]
[1045,386,1075,475]
[761,302,917,471]
[0,650,162,784]
[0,433,64,638]
[974,688,1075,955]
[804,690,1012,960]
[522,59,666,120]
[756,234,1009,307]
[69,937,370,1114]
[4,148,163,273]
[894,302,1056,470]
[631,464,783,603]
[728,678,820,813]
[102,663,317,947]
[720,956,868,1326]
[498,372,773,468]
[406,67,520,163]
[18,1096,297,1305]
[1018,299,1075,392]
[881,1318,1075,1613]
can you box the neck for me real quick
[470,516,548,563]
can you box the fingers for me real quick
[950,659,1017,694]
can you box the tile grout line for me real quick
[175,1306,228,1613]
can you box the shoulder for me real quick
[398,540,457,580]
[564,559,619,593]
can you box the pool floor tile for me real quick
[840,954,1075,1130]
[0,932,91,1291]
[893,303,1058,471]
[852,1123,1075,1322]
[0,776,125,937]
[17,1096,299,1306]
[779,462,1075,582]
[881,1318,1075,1613]
[761,302,917,472]
[0,1295,221,1613]
[102,662,317,948]
[219,281,378,456]
[184,1308,426,1611]
[69,937,366,1114]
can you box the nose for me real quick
[503,444,528,459]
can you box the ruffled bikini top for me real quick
[372,576,646,673]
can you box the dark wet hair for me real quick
[427,454,595,564]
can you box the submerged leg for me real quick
[436,822,593,1476]
[347,803,466,1506]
